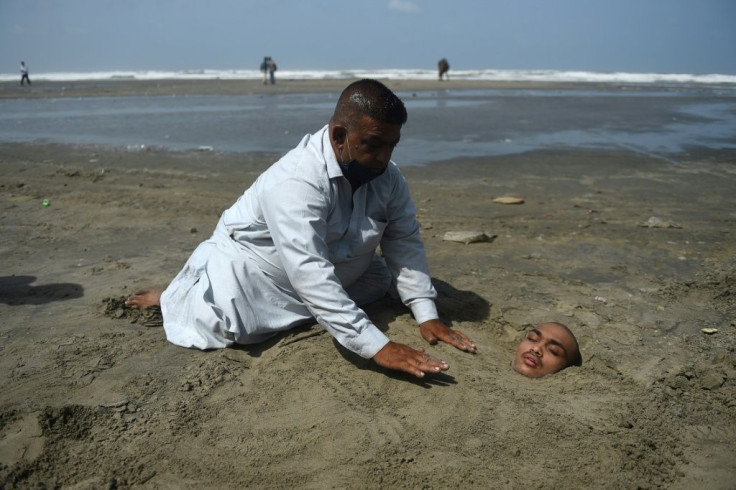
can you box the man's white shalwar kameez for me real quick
[161,125,438,359]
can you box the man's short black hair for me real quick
[552,322,583,367]
[332,79,407,129]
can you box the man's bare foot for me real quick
[125,289,162,309]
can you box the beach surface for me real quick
[1,79,735,489]
[0,77,639,99]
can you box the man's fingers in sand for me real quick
[420,320,476,353]
[442,330,477,353]
[434,327,476,353]
[415,350,450,373]
[373,342,449,378]
[404,349,449,377]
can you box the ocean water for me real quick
[1,72,735,165]
[1,68,735,85]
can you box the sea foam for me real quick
[0,68,734,85]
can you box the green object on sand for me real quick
[42,199,50,207]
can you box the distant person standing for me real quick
[437,58,449,81]
[260,56,270,84]
[20,61,31,86]
[267,57,277,84]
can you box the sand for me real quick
[0,79,735,489]
[0,77,642,99]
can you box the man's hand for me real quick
[419,319,476,353]
[373,341,449,378]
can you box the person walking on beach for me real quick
[267,57,277,84]
[126,79,476,378]
[20,61,31,86]
[260,56,277,84]
[438,58,449,81]
[260,56,270,84]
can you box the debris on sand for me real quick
[639,216,682,229]
[102,296,163,327]
[442,231,496,244]
[493,196,525,205]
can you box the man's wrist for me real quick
[410,299,438,325]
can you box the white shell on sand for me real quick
[701,328,718,335]
[639,216,682,229]
[442,231,494,244]
[493,196,525,205]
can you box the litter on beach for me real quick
[442,231,495,244]
[639,216,682,228]
[493,196,525,205]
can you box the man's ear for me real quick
[331,124,347,145]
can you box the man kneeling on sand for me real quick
[512,322,582,378]
[127,79,476,379]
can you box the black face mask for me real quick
[339,134,386,191]
[339,159,386,191]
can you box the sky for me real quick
[1,0,734,75]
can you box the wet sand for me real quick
[0,79,735,488]
[0,76,662,99]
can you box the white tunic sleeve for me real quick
[381,170,439,324]
[259,165,390,359]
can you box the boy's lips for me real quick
[523,352,540,367]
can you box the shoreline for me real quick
[0,77,696,99]
[3,79,734,167]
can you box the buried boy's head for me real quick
[513,322,582,378]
